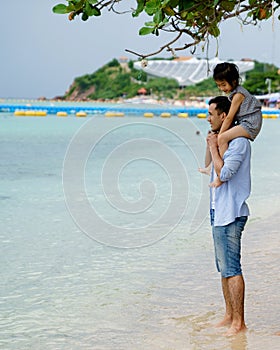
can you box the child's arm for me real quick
[219,93,245,134]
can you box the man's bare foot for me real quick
[214,316,232,328]
[209,177,223,188]
[224,324,247,337]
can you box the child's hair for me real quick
[213,62,240,88]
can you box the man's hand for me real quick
[207,132,218,150]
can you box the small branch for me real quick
[172,40,201,52]
[223,0,272,20]
[104,0,131,14]
[125,31,183,59]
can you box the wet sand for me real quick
[171,214,280,350]
[229,213,280,348]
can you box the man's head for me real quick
[208,96,231,132]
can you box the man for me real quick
[206,96,251,336]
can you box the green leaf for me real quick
[153,10,163,24]
[84,2,95,16]
[66,3,76,11]
[52,4,69,14]
[220,1,235,12]
[213,0,219,6]
[132,0,145,17]
[163,6,175,16]
[161,17,169,25]
[168,0,180,6]
[81,12,88,21]
[88,0,98,3]
[139,26,155,35]
[144,21,155,27]
[145,0,161,15]
[208,24,220,37]
[72,0,85,11]
[178,0,195,11]
[91,6,101,16]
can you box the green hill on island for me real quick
[63,58,280,101]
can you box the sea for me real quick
[1,106,280,350]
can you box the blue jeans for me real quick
[211,210,247,278]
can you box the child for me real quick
[210,62,262,187]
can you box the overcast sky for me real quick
[1,1,279,99]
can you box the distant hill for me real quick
[63,59,280,101]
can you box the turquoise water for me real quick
[1,112,280,349]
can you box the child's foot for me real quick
[198,164,211,175]
[209,177,223,188]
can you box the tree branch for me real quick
[125,31,183,59]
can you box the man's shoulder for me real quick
[227,137,251,154]
[229,137,250,146]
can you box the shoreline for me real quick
[0,98,279,118]
[1,96,280,110]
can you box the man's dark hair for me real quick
[208,96,231,115]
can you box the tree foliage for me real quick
[53,0,280,58]
[243,61,280,94]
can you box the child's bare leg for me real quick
[218,125,251,158]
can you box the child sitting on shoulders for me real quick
[201,62,262,187]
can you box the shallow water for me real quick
[0,112,280,349]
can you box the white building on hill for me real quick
[133,57,254,87]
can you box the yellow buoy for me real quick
[14,110,26,116]
[144,112,154,118]
[197,113,207,118]
[57,111,68,117]
[25,110,36,116]
[178,113,188,118]
[161,112,171,118]
[35,111,47,117]
[76,111,87,117]
[262,114,269,118]
[105,111,124,117]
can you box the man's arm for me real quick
[207,133,223,177]
[204,144,212,167]
[219,139,249,182]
